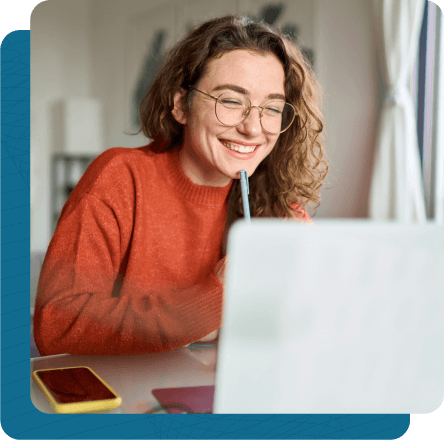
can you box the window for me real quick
[414,0,443,222]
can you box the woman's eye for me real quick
[265,106,282,115]
[221,99,243,107]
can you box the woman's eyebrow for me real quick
[212,84,286,101]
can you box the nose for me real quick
[236,106,262,136]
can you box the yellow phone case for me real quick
[32,366,122,414]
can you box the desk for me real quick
[31,347,217,414]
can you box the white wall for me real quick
[31,0,94,251]
[31,0,378,251]
[313,0,378,218]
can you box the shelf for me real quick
[51,153,97,232]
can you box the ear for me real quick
[172,89,188,125]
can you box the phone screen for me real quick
[36,368,117,404]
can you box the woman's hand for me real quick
[195,329,219,342]
[183,329,218,347]
[213,255,228,286]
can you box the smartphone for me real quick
[32,366,121,414]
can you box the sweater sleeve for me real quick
[34,162,223,356]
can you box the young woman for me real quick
[34,15,328,356]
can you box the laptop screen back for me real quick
[214,220,443,414]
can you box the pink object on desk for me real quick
[152,385,215,414]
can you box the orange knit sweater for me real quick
[34,144,232,355]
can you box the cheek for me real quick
[257,137,280,163]
[189,113,216,140]
[266,135,280,152]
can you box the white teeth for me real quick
[221,141,256,153]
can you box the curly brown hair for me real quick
[139,15,328,250]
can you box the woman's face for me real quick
[172,49,286,187]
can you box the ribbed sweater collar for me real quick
[160,147,233,206]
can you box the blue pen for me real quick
[239,170,251,222]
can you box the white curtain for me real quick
[369,0,426,222]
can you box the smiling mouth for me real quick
[220,140,258,154]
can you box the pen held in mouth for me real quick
[239,170,251,222]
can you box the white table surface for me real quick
[31,347,217,414]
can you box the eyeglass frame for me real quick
[190,87,297,135]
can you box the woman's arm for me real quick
[34,193,223,356]
[186,255,227,344]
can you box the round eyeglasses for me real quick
[191,87,296,134]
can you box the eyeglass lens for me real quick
[216,92,294,134]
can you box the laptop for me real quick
[212,219,444,414]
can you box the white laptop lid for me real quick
[214,220,444,414]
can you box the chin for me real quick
[218,158,262,181]
[231,168,255,180]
